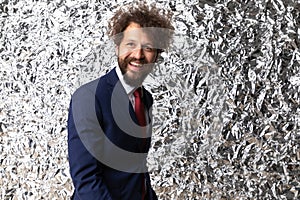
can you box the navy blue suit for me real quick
[68,68,158,200]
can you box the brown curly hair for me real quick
[108,2,174,53]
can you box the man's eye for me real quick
[144,46,154,51]
[126,43,135,47]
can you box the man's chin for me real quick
[123,71,146,87]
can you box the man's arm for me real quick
[67,86,112,200]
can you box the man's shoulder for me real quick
[143,88,152,97]
[142,87,154,107]
[73,68,117,95]
[70,78,100,102]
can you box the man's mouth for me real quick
[129,61,143,67]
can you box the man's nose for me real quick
[132,47,145,60]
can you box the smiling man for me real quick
[117,22,157,87]
[68,2,174,200]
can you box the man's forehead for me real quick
[123,26,155,44]
[123,34,153,43]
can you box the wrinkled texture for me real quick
[0,0,299,199]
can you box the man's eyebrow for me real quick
[142,42,154,46]
[125,38,154,46]
[125,39,137,42]
[125,38,154,45]
[122,39,137,44]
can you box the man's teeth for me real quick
[130,62,143,67]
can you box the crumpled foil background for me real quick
[0,0,299,199]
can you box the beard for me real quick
[118,56,154,87]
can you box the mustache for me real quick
[124,57,146,65]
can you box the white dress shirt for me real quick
[115,65,140,110]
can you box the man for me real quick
[68,2,174,200]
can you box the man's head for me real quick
[108,2,174,86]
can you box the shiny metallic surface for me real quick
[0,0,299,199]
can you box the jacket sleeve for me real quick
[67,86,112,200]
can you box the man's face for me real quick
[116,22,157,86]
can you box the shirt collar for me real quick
[115,64,141,95]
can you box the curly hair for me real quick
[108,2,174,53]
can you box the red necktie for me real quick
[133,88,146,126]
[133,87,146,200]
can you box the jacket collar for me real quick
[104,67,152,109]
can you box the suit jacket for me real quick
[67,68,158,200]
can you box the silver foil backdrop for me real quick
[0,0,299,199]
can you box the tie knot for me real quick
[133,87,142,98]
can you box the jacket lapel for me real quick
[103,68,152,152]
